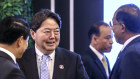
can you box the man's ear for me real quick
[121,24,126,32]
[16,36,24,48]
[91,35,98,44]
[30,29,35,40]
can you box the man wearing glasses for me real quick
[110,4,140,79]
[17,9,89,79]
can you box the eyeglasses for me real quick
[43,28,60,35]
[109,21,122,27]
[109,21,113,27]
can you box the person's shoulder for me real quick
[56,47,79,57]
[0,57,17,70]
[56,47,83,63]
[25,47,35,53]
[19,47,35,60]
[24,46,35,54]
[80,47,91,56]
[0,58,24,79]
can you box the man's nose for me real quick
[110,38,113,44]
[50,31,55,39]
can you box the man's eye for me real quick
[44,31,51,34]
[54,30,59,34]
[105,36,111,39]
[54,30,59,32]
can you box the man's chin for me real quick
[46,47,56,52]
[48,46,56,50]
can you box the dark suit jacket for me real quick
[17,47,89,79]
[110,36,140,79]
[0,51,25,79]
[80,47,110,79]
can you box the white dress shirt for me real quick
[89,45,104,61]
[0,47,16,64]
[121,34,140,52]
[89,45,109,77]
[35,46,55,79]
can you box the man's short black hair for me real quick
[0,16,30,45]
[116,4,140,33]
[30,9,62,32]
[88,21,109,40]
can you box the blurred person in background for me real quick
[81,21,113,79]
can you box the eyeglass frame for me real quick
[109,20,123,27]
[42,27,60,35]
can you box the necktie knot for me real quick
[102,57,106,62]
[42,55,48,61]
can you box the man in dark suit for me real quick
[110,4,140,79]
[80,21,113,79]
[17,9,89,79]
[0,16,30,79]
[81,21,113,79]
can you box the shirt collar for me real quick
[0,47,16,63]
[35,45,55,60]
[89,45,104,61]
[121,34,140,51]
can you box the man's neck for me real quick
[0,44,17,58]
[122,32,139,44]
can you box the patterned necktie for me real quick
[40,55,50,79]
[102,57,109,77]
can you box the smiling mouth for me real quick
[47,41,55,45]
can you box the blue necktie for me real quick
[16,63,20,69]
[40,55,50,79]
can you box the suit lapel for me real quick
[88,48,107,78]
[110,51,121,76]
[24,48,39,79]
[53,47,65,79]
[95,58,107,77]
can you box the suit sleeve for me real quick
[0,63,25,79]
[119,48,140,79]
[76,54,89,79]
[7,68,25,79]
